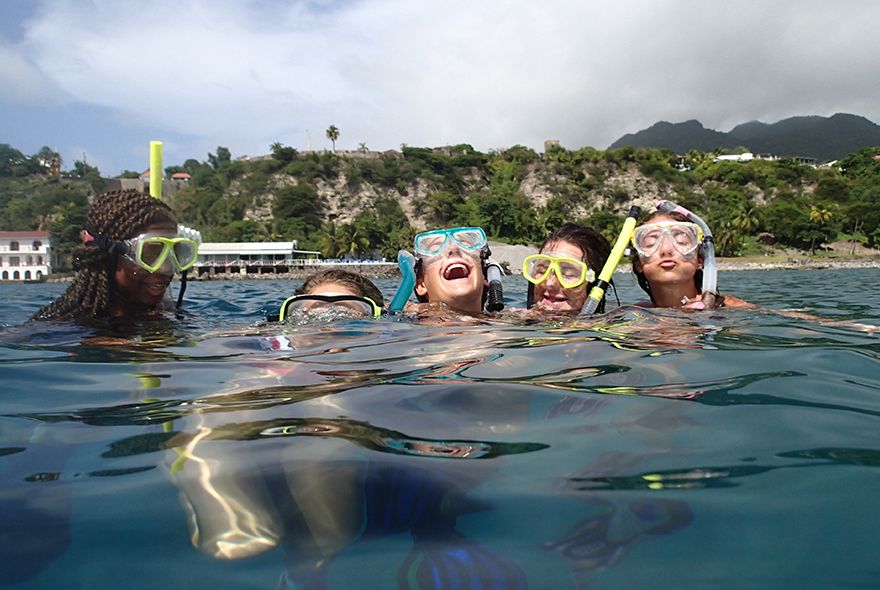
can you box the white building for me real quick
[0,231,53,281]
[196,241,319,269]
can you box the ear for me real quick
[633,258,643,273]
[414,276,428,298]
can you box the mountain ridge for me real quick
[608,113,880,162]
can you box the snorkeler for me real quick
[268,268,384,323]
[523,223,612,314]
[407,226,502,315]
[32,189,198,321]
[631,205,750,309]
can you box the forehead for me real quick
[136,221,177,236]
[540,240,584,261]
[646,214,681,225]
[308,282,361,297]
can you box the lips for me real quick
[442,260,472,280]
[144,281,170,297]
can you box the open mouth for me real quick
[442,261,472,280]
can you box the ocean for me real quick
[1,268,878,589]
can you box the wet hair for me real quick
[296,269,385,307]
[631,210,703,304]
[533,223,612,313]
[32,190,177,321]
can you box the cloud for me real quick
[0,40,64,104]
[12,0,880,170]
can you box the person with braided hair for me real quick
[33,189,198,321]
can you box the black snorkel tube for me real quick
[484,259,504,312]
[655,200,718,308]
[582,205,641,314]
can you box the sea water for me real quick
[1,269,878,589]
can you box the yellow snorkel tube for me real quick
[150,141,163,199]
[582,205,641,314]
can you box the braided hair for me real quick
[33,190,177,321]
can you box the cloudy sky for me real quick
[3,0,879,176]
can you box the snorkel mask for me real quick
[523,254,596,289]
[269,294,382,323]
[631,221,703,260]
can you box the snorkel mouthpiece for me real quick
[583,205,641,314]
[655,200,717,305]
[389,250,416,312]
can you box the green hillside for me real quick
[3,141,880,269]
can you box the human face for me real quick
[634,215,703,287]
[414,240,486,314]
[113,221,178,311]
[532,240,590,313]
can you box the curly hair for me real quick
[631,210,703,304]
[296,268,385,307]
[32,190,177,321]
[532,223,612,312]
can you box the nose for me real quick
[657,233,677,256]
[443,242,463,257]
[544,268,562,289]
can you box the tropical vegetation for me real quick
[2,140,880,269]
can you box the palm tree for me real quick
[326,125,340,152]
[808,205,832,255]
[357,142,368,153]
[733,206,759,234]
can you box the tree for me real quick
[270,142,297,164]
[326,125,340,152]
[808,205,833,254]
[357,142,368,153]
[208,146,231,170]
[732,206,760,234]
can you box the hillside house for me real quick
[0,231,53,280]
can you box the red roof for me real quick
[0,231,50,239]
[172,172,191,179]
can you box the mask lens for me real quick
[556,260,587,288]
[451,229,486,250]
[524,256,552,283]
[415,232,447,256]
[282,295,378,321]
[138,239,169,270]
[173,240,198,270]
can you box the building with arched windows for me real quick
[0,231,53,281]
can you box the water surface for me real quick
[1,269,878,589]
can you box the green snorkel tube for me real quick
[656,199,718,308]
[582,205,641,314]
[389,250,416,312]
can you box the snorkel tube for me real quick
[656,199,718,307]
[582,205,641,314]
[389,250,416,312]
[484,259,504,312]
[150,141,163,199]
